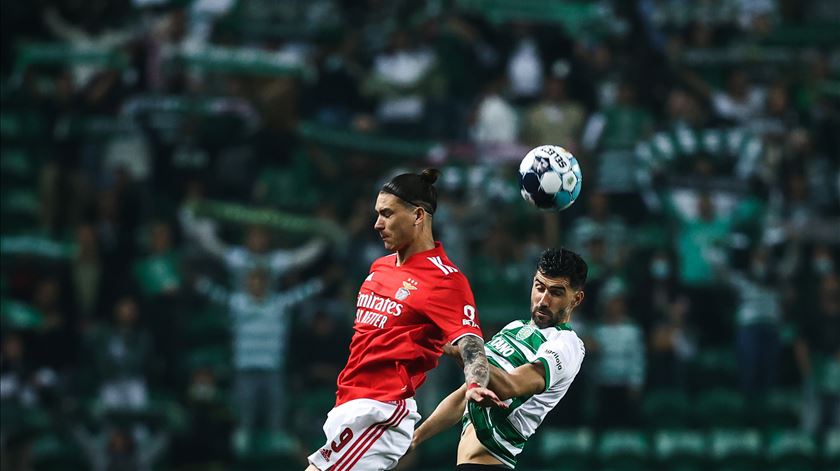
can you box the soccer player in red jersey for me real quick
[306,168,503,471]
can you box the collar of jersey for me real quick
[527,320,574,331]
[395,241,443,267]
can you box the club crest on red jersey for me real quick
[395,279,418,301]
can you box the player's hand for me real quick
[466,386,508,409]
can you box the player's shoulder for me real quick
[370,253,397,269]
[542,329,586,362]
[423,252,467,278]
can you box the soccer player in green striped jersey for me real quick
[411,248,588,469]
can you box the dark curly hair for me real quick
[537,248,588,290]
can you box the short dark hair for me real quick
[537,248,588,290]
[381,168,441,215]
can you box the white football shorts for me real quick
[307,397,420,471]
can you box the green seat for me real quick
[597,430,651,471]
[641,390,690,429]
[234,430,299,470]
[694,389,748,428]
[653,429,707,471]
[758,390,802,429]
[31,433,85,471]
[690,348,738,389]
[766,429,817,470]
[709,429,762,471]
[537,427,594,470]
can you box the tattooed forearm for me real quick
[458,335,489,387]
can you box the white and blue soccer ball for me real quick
[518,145,582,211]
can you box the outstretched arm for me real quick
[456,335,506,408]
[446,342,546,401]
[412,384,468,450]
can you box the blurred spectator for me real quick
[1,1,839,468]
[589,289,646,427]
[521,71,585,151]
[73,425,168,471]
[660,191,732,342]
[363,30,441,138]
[69,224,104,328]
[505,23,543,105]
[567,192,627,272]
[170,368,233,468]
[470,75,518,144]
[309,33,370,127]
[582,80,654,198]
[649,296,697,389]
[195,268,323,448]
[292,310,347,391]
[795,273,840,434]
[685,68,766,125]
[1,332,45,471]
[709,246,783,397]
[89,296,153,412]
[133,221,182,299]
[179,204,326,290]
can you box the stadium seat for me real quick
[537,427,594,471]
[233,429,299,470]
[689,348,738,389]
[823,429,840,471]
[709,428,763,471]
[596,430,651,471]
[693,389,748,428]
[757,390,802,429]
[653,429,707,471]
[31,433,86,471]
[765,429,817,470]
[641,389,690,429]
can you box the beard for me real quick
[531,305,567,328]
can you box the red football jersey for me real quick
[335,242,482,406]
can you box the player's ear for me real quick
[573,290,585,309]
[414,207,425,225]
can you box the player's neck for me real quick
[396,236,435,266]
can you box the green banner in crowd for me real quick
[1,298,44,329]
[297,121,437,158]
[15,42,130,72]
[635,126,763,181]
[455,0,610,35]
[165,44,310,78]
[189,200,346,244]
[0,235,76,259]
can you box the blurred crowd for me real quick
[1,0,839,469]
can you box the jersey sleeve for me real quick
[424,273,483,344]
[532,340,574,393]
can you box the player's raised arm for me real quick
[412,384,468,450]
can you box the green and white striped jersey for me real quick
[463,319,585,468]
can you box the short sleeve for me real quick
[533,341,572,393]
[424,273,483,344]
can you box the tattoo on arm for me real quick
[458,335,489,387]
